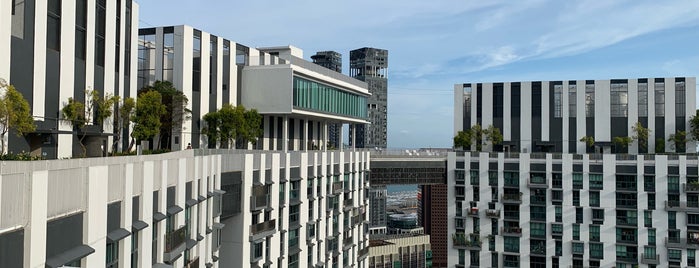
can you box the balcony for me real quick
[467,207,479,217]
[485,209,500,218]
[250,194,269,211]
[665,236,685,248]
[665,200,699,212]
[358,247,369,260]
[501,226,522,236]
[685,183,699,193]
[527,177,548,189]
[452,233,481,250]
[250,219,276,236]
[332,182,343,194]
[502,193,522,204]
[343,235,354,247]
[344,198,354,208]
[530,244,546,256]
[164,226,187,262]
[641,253,660,265]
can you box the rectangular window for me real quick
[552,173,562,189]
[504,236,520,253]
[644,210,652,227]
[288,253,299,268]
[573,190,580,207]
[644,176,655,192]
[531,222,546,238]
[95,0,106,66]
[554,84,563,118]
[589,174,603,190]
[572,242,584,254]
[193,33,202,92]
[573,224,580,240]
[668,249,682,260]
[106,241,119,268]
[610,82,628,117]
[75,0,87,60]
[572,173,583,189]
[648,228,656,244]
[585,83,595,117]
[676,81,686,115]
[163,32,175,82]
[589,191,600,207]
[47,0,61,51]
[463,85,472,115]
[504,172,518,187]
[555,206,562,222]
[669,211,677,228]
[689,249,696,267]
[590,243,603,259]
[568,83,577,116]
[589,225,600,242]
[655,81,665,116]
[648,193,655,209]
[638,82,648,117]
[669,176,680,193]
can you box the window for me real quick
[573,224,580,240]
[252,241,263,260]
[555,240,562,256]
[676,80,686,115]
[668,249,682,260]
[531,222,546,238]
[163,32,174,82]
[288,228,299,248]
[655,80,665,116]
[585,83,595,117]
[572,242,584,254]
[590,243,603,259]
[487,171,496,186]
[504,172,519,187]
[503,254,519,267]
[572,173,583,189]
[648,193,655,209]
[489,235,496,251]
[470,251,480,266]
[576,207,583,223]
[555,206,562,222]
[589,191,600,207]
[137,33,156,90]
[95,0,106,66]
[638,82,648,117]
[568,83,577,116]
[131,232,138,268]
[288,253,299,268]
[616,175,637,191]
[610,82,628,117]
[458,249,465,265]
[616,228,637,243]
[47,0,61,51]
[106,241,119,268]
[491,252,498,267]
[554,84,563,118]
[573,190,580,206]
[552,173,562,189]
[589,225,600,242]
[668,176,680,193]
[648,229,656,244]
[689,249,696,267]
[289,204,299,224]
[551,223,563,235]
[464,85,472,116]
[644,176,655,192]
[589,174,603,190]
[669,211,677,228]
[531,206,546,221]
[616,210,637,226]
[75,0,87,59]
[616,193,637,209]
[504,236,520,253]
[644,211,653,227]
[193,33,202,92]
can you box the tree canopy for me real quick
[202,104,262,149]
[132,90,166,143]
[0,80,35,154]
[139,81,191,149]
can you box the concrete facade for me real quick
[368,233,432,268]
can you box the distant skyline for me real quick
[137,0,699,148]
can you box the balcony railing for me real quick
[250,194,269,211]
[527,177,548,188]
[332,181,343,194]
[452,233,481,250]
[502,193,522,203]
[485,209,500,218]
[344,198,354,207]
[641,253,660,265]
[250,219,276,235]
[358,247,369,260]
[467,207,479,217]
[165,226,187,253]
[686,183,699,193]
[502,226,522,236]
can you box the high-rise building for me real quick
[1,0,139,159]
[311,51,343,149]
[419,184,449,268]
[369,186,388,234]
[350,47,388,148]
[311,51,342,73]
[449,77,699,267]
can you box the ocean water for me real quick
[386,184,418,194]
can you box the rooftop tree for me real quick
[131,90,166,147]
[0,79,35,154]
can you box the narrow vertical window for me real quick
[675,80,686,116]
[75,0,87,60]
[638,81,648,117]
[568,82,576,117]
[655,79,665,116]
[585,83,595,117]
[47,0,61,51]
[95,0,106,67]
[162,31,174,82]
[114,0,121,70]
[610,81,628,117]
[192,32,202,92]
[554,83,563,118]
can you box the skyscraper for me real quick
[350,47,388,148]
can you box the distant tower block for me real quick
[350,47,388,149]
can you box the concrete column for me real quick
[304,119,309,151]
[140,161,154,268]
[283,116,289,152]
[84,165,109,267]
[25,171,48,268]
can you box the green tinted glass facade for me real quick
[293,76,367,119]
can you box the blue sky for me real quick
[137,0,699,148]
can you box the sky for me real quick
[137,0,699,149]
